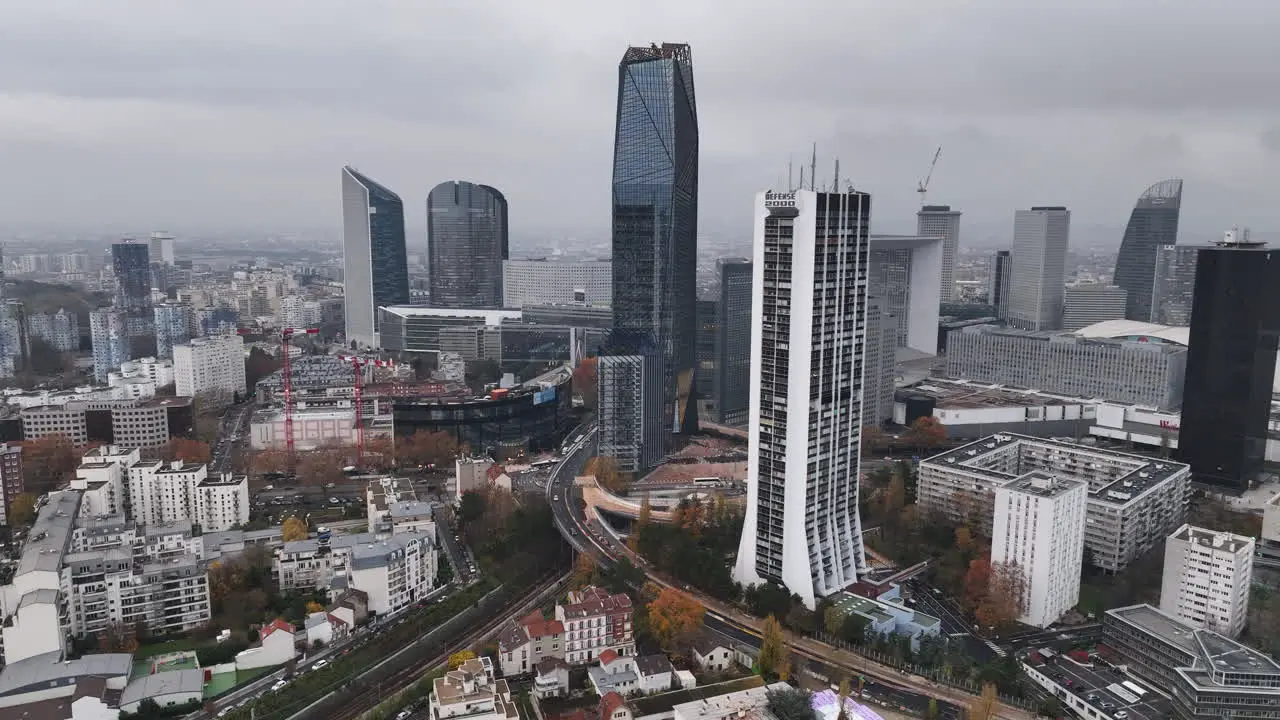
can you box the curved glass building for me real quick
[1113,179,1183,322]
[342,166,409,349]
[610,43,700,454]
[427,181,508,309]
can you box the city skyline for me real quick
[0,3,1277,240]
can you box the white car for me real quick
[271,680,288,692]
[313,659,328,670]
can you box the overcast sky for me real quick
[1,0,1278,244]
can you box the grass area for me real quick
[205,667,275,699]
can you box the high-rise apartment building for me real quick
[610,43,699,446]
[90,307,128,383]
[148,231,176,265]
[917,205,961,302]
[1160,524,1253,638]
[110,241,152,318]
[1150,244,1201,327]
[1062,284,1127,331]
[862,296,898,425]
[991,473,1087,628]
[597,355,661,474]
[0,444,23,526]
[27,309,79,352]
[173,334,247,399]
[502,259,612,308]
[715,258,752,426]
[427,181,508,310]
[153,303,193,359]
[1113,179,1182,322]
[991,250,1011,320]
[1179,231,1280,492]
[342,166,410,349]
[734,188,870,609]
[1008,207,1070,331]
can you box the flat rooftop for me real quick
[1035,653,1172,720]
[1170,524,1254,554]
[903,379,1086,410]
[18,491,81,576]
[1002,471,1087,500]
[1108,604,1280,681]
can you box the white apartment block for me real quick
[918,434,1190,573]
[281,295,323,328]
[74,445,139,517]
[734,189,870,609]
[553,586,635,665]
[502,259,612,308]
[1160,524,1253,638]
[27,309,80,352]
[274,531,437,614]
[991,473,1088,628]
[173,334,246,398]
[430,656,518,720]
[128,460,208,528]
[194,474,251,531]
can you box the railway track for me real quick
[303,572,569,720]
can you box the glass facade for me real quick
[1113,179,1182,322]
[111,241,152,317]
[427,181,508,309]
[342,166,409,348]
[1150,244,1201,327]
[1179,244,1280,492]
[716,258,752,426]
[610,43,699,448]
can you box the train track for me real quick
[313,572,569,720]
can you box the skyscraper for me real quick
[734,188,870,609]
[342,166,409,349]
[1007,207,1070,331]
[991,250,1011,320]
[597,355,662,473]
[611,42,699,449]
[1150,244,1201,327]
[1178,230,1280,493]
[90,307,128,382]
[149,231,176,265]
[695,299,718,419]
[111,241,152,318]
[154,303,193,359]
[917,205,961,302]
[1063,284,1127,331]
[427,181,508,309]
[715,258,752,426]
[1113,179,1183,322]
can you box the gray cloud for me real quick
[0,0,1277,243]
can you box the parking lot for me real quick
[1034,653,1173,720]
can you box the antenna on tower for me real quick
[810,143,817,192]
[798,166,805,192]
[833,158,840,195]
[788,159,794,192]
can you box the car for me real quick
[1114,713,1128,720]
[216,709,231,718]
[271,680,288,692]
[553,495,560,501]
[313,659,328,670]
[396,711,412,720]
[329,497,341,504]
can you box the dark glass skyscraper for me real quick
[1178,232,1280,493]
[427,181,508,309]
[611,42,699,447]
[716,258,752,426]
[342,166,409,349]
[111,241,152,317]
[1113,179,1183,322]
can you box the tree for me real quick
[458,490,487,524]
[281,516,308,542]
[97,621,138,653]
[398,430,460,469]
[977,562,1027,633]
[250,449,292,475]
[165,437,212,464]
[905,416,947,452]
[572,357,599,410]
[571,553,598,589]
[647,588,705,650]
[963,556,994,612]
[1036,697,1062,718]
[448,650,476,670]
[954,525,974,551]
[823,604,845,635]
[296,448,348,487]
[584,456,624,493]
[860,425,887,456]
[926,699,940,720]
[8,493,36,527]
[840,614,869,645]
[766,687,816,720]
[757,615,788,680]
[969,682,998,720]
[244,346,283,393]
[19,434,79,493]
[305,601,324,615]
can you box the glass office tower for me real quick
[610,42,700,453]
[427,181,508,309]
[342,166,409,349]
[1113,179,1182,322]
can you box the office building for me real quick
[90,307,128,383]
[863,296,898,424]
[110,241,151,318]
[148,230,175,265]
[991,250,1011,319]
[521,304,613,330]
[153,303,193,359]
[342,165,410,349]
[503,259,612,308]
[1113,179,1183,322]
[945,324,1187,410]
[110,400,176,450]
[918,434,1189,572]
[917,205,961,301]
[695,299,718,418]
[733,188,871,609]
[1179,231,1280,492]
[715,258,752,426]
[0,444,23,526]
[611,43,699,445]
[868,234,943,354]
[195,306,238,337]
[597,355,660,474]
[20,404,90,445]
[1150,244,1201,327]
[1160,524,1253,638]
[991,473,1087,628]
[378,306,521,353]
[1103,604,1280,720]
[427,181,508,309]
[1008,207,1070,331]
[173,334,246,399]
[1062,284,1126,331]
[26,309,79,352]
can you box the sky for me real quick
[1,0,1278,245]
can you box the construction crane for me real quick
[916,145,942,206]
[243,327,318,470]
[337,355,394,470]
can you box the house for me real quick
[533,658,569,700]
[235,619,299,670]
[588,650,639,696]
[429,656,519,720]
[599,692,633,720]
[305,611,350,647]
[333,589,369,626]
[690,635,734,673]
[634,655,676,695]
[0,652,132,709]
[498,611,565,676]
[119,669,204,713]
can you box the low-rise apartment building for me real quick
[274,530,437,615]
[556,586,635,665]
[194,473,250,531]
[430,656,518,720]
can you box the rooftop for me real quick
[1108,604,1280,688]
[901,379,1087,410]
[0,651,133,698]
[1170,524,1254,554]
[380,306,522,324]
[120,669,204,706]
[950,323,1186,356]
[18,491,82,576]
[1074,319,1189,347]
[1000,471,1088,500]
[635,677,775,720]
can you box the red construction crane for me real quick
[337,355,393,469]
[243,327,318,468]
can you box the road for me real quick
[210,403,254,475]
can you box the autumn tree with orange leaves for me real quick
[647,587,705,651]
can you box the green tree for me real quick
[8,493,36,527]
[926,699,940,720]
[840,614,869,644]
[458,490,486,524]
[766,686,816,720]
[757,615,788,680]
